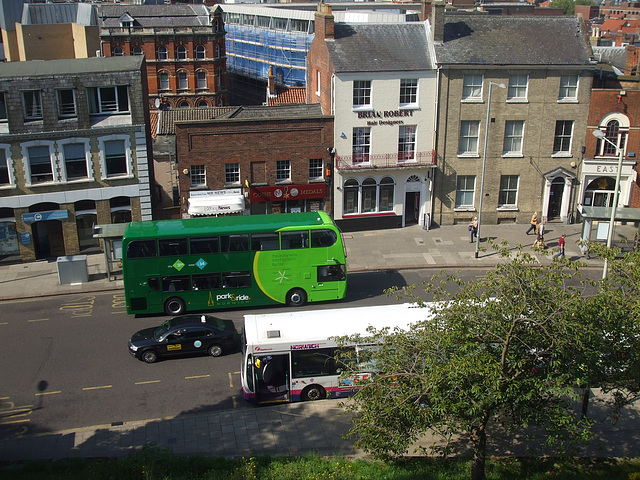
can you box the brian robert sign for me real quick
[357,109,414,126]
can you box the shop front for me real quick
[247,184,327,215]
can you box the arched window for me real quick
[176,45,187,60]
[178,100,190,108]
[379,177,395,212]
[132,45,143,56]
[594,114,629,157]
[158,71,170,90]
[110,196,131,224]
[343,179,359,215]
[157,45,168,61]
[196,71,207,89]
[177,71,188,90]
[215,44,221,59]
[113,46,124,56]
[196,45,206,60]
[216,68,223,90]
[361,178,377,213]
[197,100,209,108]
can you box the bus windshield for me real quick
[122,212,347,316]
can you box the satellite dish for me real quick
[154,98,161,108]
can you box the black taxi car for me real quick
[128,314,239,363]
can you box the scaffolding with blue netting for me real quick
[225,25,313,87]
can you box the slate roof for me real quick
[217,104,324,119]
[22,3,98,26]
[326,22,433,73]
[434,14,594,67]
[157,107,236,135]
[98,4,211,29]
[0,56,143,78]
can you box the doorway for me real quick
[404,192,420,225]
[547,178,564,220]
[32,220,65,259]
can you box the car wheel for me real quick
[164,297,185,316]
[301,385,326,401]
[142,350,158,364]
[208,344,223,357]
[286,288,307,307]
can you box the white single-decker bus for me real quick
[241,303,433,405]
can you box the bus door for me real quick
[253,354,290,404]
[312,264,346,298]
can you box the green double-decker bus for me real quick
[122,212,347,315]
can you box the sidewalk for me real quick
[0,222,595,302]
[0,222,622,463]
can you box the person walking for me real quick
[553,233,566,259]
[525,211,538,235]
[533,220,546,249]
[469,217,478,243]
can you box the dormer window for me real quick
[118,12,135,28]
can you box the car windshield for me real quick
[154,321,173,340]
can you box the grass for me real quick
[2,446,640,480]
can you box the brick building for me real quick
[0,56,152,262]
[586,45,640,212]
[174,104,334,218]
[98,4,227,111]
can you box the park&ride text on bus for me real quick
[241,303,434,405]
[121,212,347,315]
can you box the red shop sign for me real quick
[249,184,326,203]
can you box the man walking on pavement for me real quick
[553,233,566,259]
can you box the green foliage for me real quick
[549,0,576,15]
[337,247,640,480]
[2,452,640,480]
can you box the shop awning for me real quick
[188,195,245,216]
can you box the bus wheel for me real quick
[164,297,185,316]
[301,385,326,401]
[286,288,307,307]
[208,344,223,357]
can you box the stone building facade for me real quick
[432,5,596,226]
[0,56,152,261]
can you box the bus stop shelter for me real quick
[578,206,640,255]
[92,223,127,281]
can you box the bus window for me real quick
[148,277,160,291]
[190,236,219,255]
[221,234,249,253]
[250,232,279,251]
[158,238,188,257]
[311,229,337,248]
[127,240,156,258]
[191,273,221,291]
[222,271,251,288]
[281,231,309,249]
[291,348,336,378]
[162,276,190,293]
[317,264,346,282]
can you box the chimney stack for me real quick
[431,1,445,44]
[315,2,334,40]
[268,66,276,97]
[624,44,639,76]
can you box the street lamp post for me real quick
[475,81,506,259]
[592,129,624,279]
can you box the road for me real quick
[0,268,462,439]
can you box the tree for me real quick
[336,249,640,480]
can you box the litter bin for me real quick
[57,255,88,285]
